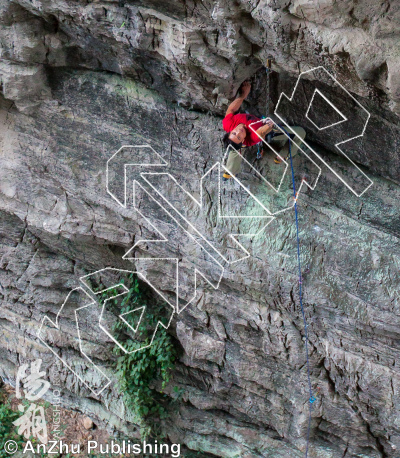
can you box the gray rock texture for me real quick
[1,0,400,457]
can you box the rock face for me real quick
[1,1,400,457]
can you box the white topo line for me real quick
[38,66,374,397]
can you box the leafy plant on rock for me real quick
[0,388,25,458]
[97,274,177,437]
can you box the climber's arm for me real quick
[225,81,251,116]
[225,97,245,116]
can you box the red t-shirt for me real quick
[222,113,264,146]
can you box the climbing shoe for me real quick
[274,156,284,164]
[222,172,232,181]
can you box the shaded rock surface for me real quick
[1,0,400,457]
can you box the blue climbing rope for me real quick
[281,127,314,458]
[262,59,313,454]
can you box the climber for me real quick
[222,81,306,180]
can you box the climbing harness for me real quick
[282,126,314,458]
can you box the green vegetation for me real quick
[0,385,67,457]
[97,273,177,438]
[0,388,25,458]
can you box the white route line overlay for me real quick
[274,65,373,197]
[306,88,348,130]
[39,66,374,396]
[37,269,176,396]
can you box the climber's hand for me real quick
[263,119,274,131]
[262,118,274,126]
[240,81,251,99]
[256,119,274,138]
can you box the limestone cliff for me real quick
[1,1,400,457]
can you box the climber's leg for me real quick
[272,127,306,164]
[223,148,243,179]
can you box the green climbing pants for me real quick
[224,126,306,177]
